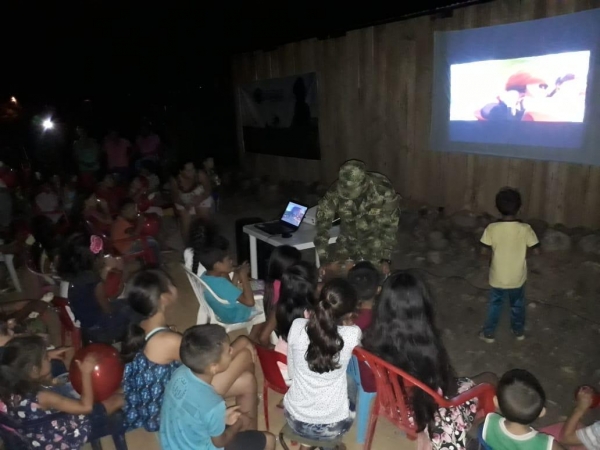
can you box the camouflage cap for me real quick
[337,160,368,200]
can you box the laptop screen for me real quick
[281,202,308,228]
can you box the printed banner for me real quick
[239,73,320,160]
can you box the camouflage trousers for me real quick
[326,232,388,267]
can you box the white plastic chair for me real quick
[0,253,21,292]
[182,264,266,334]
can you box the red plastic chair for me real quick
[353,347,496,450]
[255,345,289,431]
[51,297,82,350]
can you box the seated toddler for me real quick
[198,236,256,324]
[482,369,561,450]
[111,199,160,265]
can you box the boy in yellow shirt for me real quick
[480,188,539,343]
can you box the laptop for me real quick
[255,201,309,236]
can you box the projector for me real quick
[304,206,318,225]
[303,206,340,227]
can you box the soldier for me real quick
[314,160,400,277]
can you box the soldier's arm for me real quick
[378,190,400,261]
[314,189,337,265]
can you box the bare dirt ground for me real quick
[219,189,600,429]
[4,184,597,433]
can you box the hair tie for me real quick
[320,298,332,310]
[90,235,104,254]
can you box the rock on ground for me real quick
[451,211,479,230]
[578,234,600,255]
[541,229,572,252]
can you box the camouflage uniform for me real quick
[314,160,400,266]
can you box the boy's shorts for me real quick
[225,430,266,450]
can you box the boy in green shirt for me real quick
[483,369,563,450]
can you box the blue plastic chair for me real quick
[478,424,493,450]
[347,354,377,444]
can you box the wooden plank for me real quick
[231,0,600,227]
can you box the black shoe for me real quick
[513,331,525,341]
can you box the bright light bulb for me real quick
[42,118,54,130]
[10,96,17,104]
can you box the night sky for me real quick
[0,0,492,166]
[3,0,492,101]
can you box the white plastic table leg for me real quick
[59,280,70,298]
[249,235,258,280]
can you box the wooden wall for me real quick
[232,0,600,228]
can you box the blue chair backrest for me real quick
[478,424,493,450]
[347,355,363,388]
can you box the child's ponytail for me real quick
[121,270,173,363]
[121,323,147,363]
[305,278,358,374]
[189,219,217,274]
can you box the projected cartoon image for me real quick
[450,51,590,122]
[281,203,307,227]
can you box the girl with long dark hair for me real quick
[363,271,496,450]
[268,261,318,386]
[274,261,317,342]
[122,269,261,432]
[121,270,182,432]
[283,278,361,447]
[57,232,131,343]
[264,246,302,310]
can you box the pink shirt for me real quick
[272,280,281,304]
[275,309,310,386]
[136,134,160,158]
[104,138,131,169]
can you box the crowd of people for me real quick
[0,150,598,450]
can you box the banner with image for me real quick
[239,73,320,160]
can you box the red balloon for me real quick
[140,213,160,237]
[0,168,18,188]
[69,343,124,402]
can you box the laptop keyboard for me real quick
[256,222,293,235]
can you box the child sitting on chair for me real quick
[138,160,161,194]
[199,237,261,331]
[96,173,126,217]
[284,279,360,448]
[56,233,133,344]
[257,245,302,346]
[33,175,63,224]
[0,319,74,380]
[111,199,160,265]
[160,325,275,450]
[482,369,562,450]
[0,335,123,450]
[77,191,113,235]
[187,222,255,322]
[347,261,381,331]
